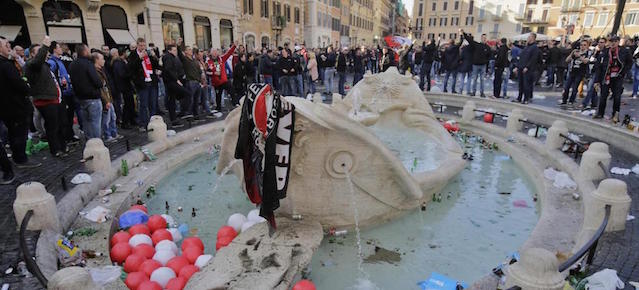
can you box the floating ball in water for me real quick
[227,213,247,232]
[215,235,233,251]
[111,231,131,247]
[161,214,177,227]
[129,234,153,248]
[130,204,148,213]
[124,271,149,290]
[181,237,204,252]
[483,113,494,123]
[140,259,162,277]
[178,264,199,280]
[151,229,173,245]
[129,224,151,236]
[150,267,176,288]
[153,249,176,266]
[182,246,203,264]
[124,253,147,273]
[147,215,167,233]
[133,243,155,259]
[167,228,183,242]
[166,256,189,274]
[216,226,237,239]
[137,280,162,290]
[110,242,132,264]
[194,254,213,269]
[246,209,262,222]
[155,240,178,255]
[292,280,317,290]
[165,276,187,290]
[241,220,258,233]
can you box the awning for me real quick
[106,29,135,45]
[49,26,83,43]
[0,25,22,41]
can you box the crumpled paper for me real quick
[70,173,92,184]
[84,206,110,223]
[610,167,631,176]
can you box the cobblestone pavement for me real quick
[1,73,637,288]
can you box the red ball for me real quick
[178,264,199,280]
[137,280,162,290]
[139,259,162,277]
[123,253,147,273]
[110,242,132,264]
[129,224,151,236]
[181,237,204,252]
[483,113,494,123]
[165,276,187,290]
[133,244,156,259]
[166,256,190,274]
[124,271,149,290]
[216,226,238,239]
[147,215,167,233]
[130,204,148,213]
[182,246,203,264]
[151,229,173,245]
[111,231,131,247]
[292,280,317,290]
[215,236,233,251]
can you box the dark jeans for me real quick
[443,69,457,92]
[562,70,584,103]
[61,94,76,141]
[187,81,202,115]
[419,63,432,91]
[166,81,191,121]
[136,83,158,128]
[353,72,363,86]
[556,67,566,86]
[546,64,556,86]
[517,70,535,102]
[37,103,66,154]
[121,90,137,126]
[597,77,624,116]
[214,81,233,111]
[494,67,504,98]
[1,116,29,164]
[338,71,346,95]
[0,141,11,175]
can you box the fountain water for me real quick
[345,170,365,277]
[211,159,241,197]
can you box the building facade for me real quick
[1,0,239,51]
[373,0,392,43]
[411,0,526,41]
[349,0,375,45]
[236,0,304,51]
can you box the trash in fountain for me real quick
[363,246,401,264]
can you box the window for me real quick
[219,19,233,48]
[449,33,457,39]
[440,17,444,26]
[42,1,86,44]
[244,34,255,51]
[543,0,552,3]
[454,1,459,10]
[432,2,436,10]
[526,9,533,21]
[516,23,521,33]
[537,26,545,34]
[294,7,300,23]
[625,11,638,25]
[583,11,594,26]
[161,12,183,46]
[597,12,608,26]
[261,0,269,17]
[317,12,321,26]
[261,35,270,48]
[569,14,578,24]
[418,3,423,16]
[284,4,290,22]
[427,33,435,39]
[443,2,448,10]
[444,17,448,25]
[100,5,130,47]
[588,0,597,4]
[493,23,499,32]
[495,5,501,16]
[479,7,485,18]
[465,16,474,25]
[478,23,482,32]
[527,0,538,4]
[243,0,254,15]
[273,1,281,16]
[194,16,211,50]
[518,3,525,15]
[468,1,474,14]
[542,9,548,21]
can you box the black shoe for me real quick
[1,171,15,185]
[171,122,185,129]
[443,89,448,93]
[469,93,475,97]
[480,94,486,98]
[15,159,42,169]
[452,90,458,94]
[511,99,521,103]
[593,115,603,119]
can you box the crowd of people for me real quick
[0,29,637,185]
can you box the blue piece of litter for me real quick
[417,272,468,290]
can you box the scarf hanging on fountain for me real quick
[234,83,295,232]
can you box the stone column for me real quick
[13,182,61,232]
[578,142,611,182]
[83,138,111,173]
[505,248,564,290]
[461,101,476,123]
[48,266,96,290]
[583,179,631,232]
[545,120,568,150]
[506,109,524,134]
[148,115,168,142]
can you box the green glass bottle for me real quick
[121,160,129,176]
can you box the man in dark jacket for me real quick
[594,35,634,122]
[582,37,606,110]
[514,33,541,104]
[420,39,437,91]
[322,47,337,95]
[259,49,276,87]
[128,37,160,129]
[461,30,491,97]
[560,40,591,105]
[458,43,473,94]
[162,44,190,125]
[337,48,348,96]
[493,38,510,98]
[47,41,77,144]
[442,39,460,93]
[276,49,296,96]
[380,46,396,72]
[352,47,366,85]
[112,49,136,128]
[0,36,41,182]
[178,43,205,117]
[233,53,253,103]
[547,40,561,87]
[70,43,103,139]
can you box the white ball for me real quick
[246,209,265,222]
[241,220,257,233]
[227,213,247,232]
[150,266,176,288]
[128,234,152,247]
[195,254,213,269]
[161,214,177,227]
[167,228,183,242]
[152,249,176,266]
[155,240,178,255]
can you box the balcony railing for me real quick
[514,13,525,20]
[271,15,286,30]
[523,18,549,24]
[492,13,503,20]
[560,5,582,12]
[477,15,487,22]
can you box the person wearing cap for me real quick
[594,35,633,122]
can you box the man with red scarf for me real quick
[594,35,633,123]
[128,37,160,130]
[206,42,236,112]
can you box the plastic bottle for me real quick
[17,261,31,278]
[121,160,129,176]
